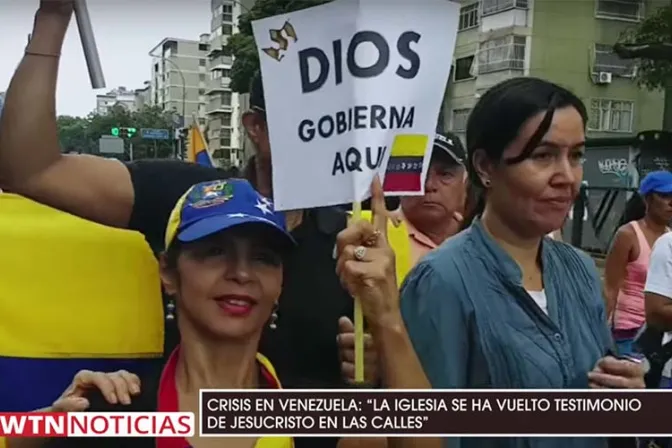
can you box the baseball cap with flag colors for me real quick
[164,179,295,250]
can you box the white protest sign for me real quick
[253,0,459,211]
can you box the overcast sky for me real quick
[0,0,211,117]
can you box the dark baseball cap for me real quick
[249,71,265,113]
[433,131,466,165]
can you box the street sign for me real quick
[99,135,124,154]
[141,128,170,140]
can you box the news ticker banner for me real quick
[200,390,672,437]
[4,391,672,438]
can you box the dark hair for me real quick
[461,77,588,227]
[619,193,646,227]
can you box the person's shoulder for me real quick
[613,221,637,243]
[308,206,348,236]
[652,231,672,255]
[126,159,225,183]
[546,240,601,283]
[402,233,471,302]
[422,227,472,266]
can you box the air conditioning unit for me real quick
[596,72,612,85]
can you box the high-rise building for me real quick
[149,36,211,129]
[207,0,256,168]
[95,86,141,115]
[442,0,666,142]
[134,81,152,110]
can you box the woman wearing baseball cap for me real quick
[604,170,672,357]
[13,179,297,448]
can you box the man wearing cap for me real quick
[0,4,368,446]
[390,131,467,266]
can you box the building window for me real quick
[459,3,479,31]
[482,0,528,16]
[199,74,206,81]
[588,99,634,132]
[477,36,525,74]
[222,25,233,36]
[222,3,233,22]
[452,108,471,132]
[454,56,475,81]
[220,137,232,148]
[221,69,231,79]
[593,43,636,77]
[595,0,642,21]
[220,92,232,105]
[221,113,232,127]
[199,88,205,95]
[214,148,232,159]
[198,43,209,52]
[199,59,206,66]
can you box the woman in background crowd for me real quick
[393,77,643,447]
[604,171,672,356]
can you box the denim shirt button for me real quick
[554,333,562,341]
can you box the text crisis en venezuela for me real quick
[0,412,194,437]
[206,397,643,414]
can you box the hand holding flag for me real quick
[335,177,401,333]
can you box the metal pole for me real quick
[73,0,105,89]
[129,140,134,161]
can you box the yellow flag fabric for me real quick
[0,194,164,411]
[187,123,214,167]
[358,211,412,287]
[255,353,294,448]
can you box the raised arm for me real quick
[0,1,133,228]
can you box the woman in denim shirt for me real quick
[399,78,645,448]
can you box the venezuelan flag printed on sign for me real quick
[187,123,215,167]
[382,134,430,193]
[0,195,164,412]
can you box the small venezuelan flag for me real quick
[187,123,215,167]
[382,134,430,193]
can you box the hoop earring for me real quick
[269,302,279,330]
[165,298,176,321]
[483,179,491,188]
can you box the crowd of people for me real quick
[2,1,670,448]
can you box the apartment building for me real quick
[95,86,141,115]
[207,0,256,168]
[134,81,152,110]
[443,0,666,142]
[149,35,210,129]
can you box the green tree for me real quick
[57,115,95,154]
[616,4,672,91]
[615,3,672,129]
[227,0,331,93]
[57,105,176,159]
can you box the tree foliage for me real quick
[57,105,177,160]
[227,0,331,93]
[618,4,672,91]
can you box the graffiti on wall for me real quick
[597,157,632,185]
